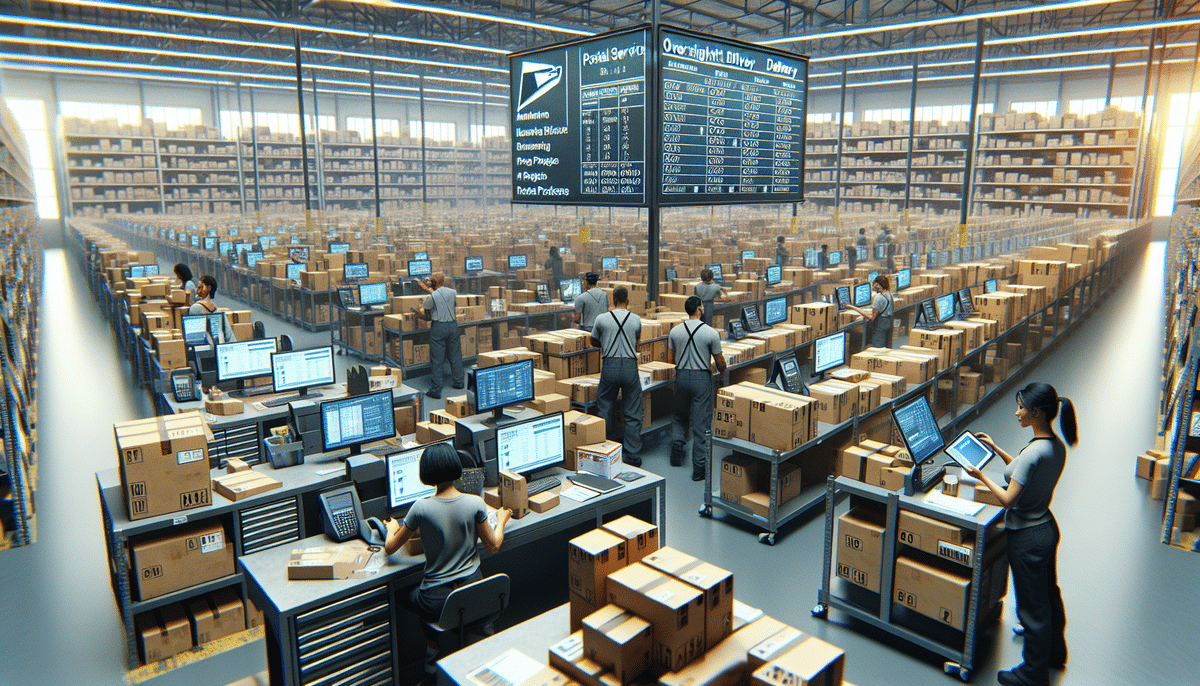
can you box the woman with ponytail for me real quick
[964,382,1075,686]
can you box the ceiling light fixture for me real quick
[350,0,592,36]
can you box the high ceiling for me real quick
[0,1,1196,101]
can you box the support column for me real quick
[419,74,429,223]
[903,54,918,220]
[235,83,247,214]
[370,62,382,231]
[958,20,985,244]
[249,87,262,220]
[648,1,661,304]
[311,73,325,213]
[833,63,848,219]
[293,30,313,230]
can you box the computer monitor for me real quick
[219,240,233,256]
[813,331,847,375]
[189,235,199,248]
[895,268,912,290]
[408,260,432,277]
[829,250,842,266]
[289,246,310,261]
[290,236,301,245]
[207,313,227,344]
[956,287,974,316]
[918,299,937,328]
[414,251,429,261]
[228,227,240,236]
[286,262,304,280]
[465,256,484,272]
[320,390,395,456]
[764,297,788,326]
[868,271,879,283]
[258,236,275,250]
[741,304,763,331]
[706,263,723,282]
[181,315,210,346]
[135,264,159,278]
[386,442,445,510]
[271,346,335,398]
[497,412,567,478]
[246,252,263,268]
[474,359,535,421]
[834,285,851,311]
[856,246,867,261]
[328,242,351,254]
[204,236,216,251]
[666,268,678,281]
[804,249,818,268]
[359,282,389,307]
[603,256,619,271]
[508,254,527,270]
[910,253,919,270]
[344,262,370,281]
[935,293,956,323]
[927,251,938,269]
[215,338,278,384]
[853,282,873,307]
[985,279,998,293]
[741,250,755,262]
[560,278,582,302]
[891,394,947,467]
[766,264,782,286]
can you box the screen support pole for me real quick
[647,2,662,305]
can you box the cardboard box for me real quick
[549,631,616,684]
[136,604,191,664]
[836,508,885,593]
[893,555,972,630]
[578,441,623,479]
[568,529,629,606]
[837,445,876,481]
[185,587,245,646]
[444,395,470,417]
[131,520,235,601]
[582,605,653,684]
[499,470,529,519]
[657,615,790,686]
[528,490,559,514]
[606,563,706,672]
[720,454,761,503]
[897,510,975,566]
[750,638,845,686]
[286,545,375,580]
[114,411,213,520]
[601,515,659,565]
[747,626,815,671]
[564,410,607,471]
[211,469,282,502]
[205,396,245,416]
[643,547,734,650]
[807,381,857,424]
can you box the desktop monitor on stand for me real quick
[271,346,335,400]
[471,359,536,425]
[216,338,279,397]
[320,390,396,459]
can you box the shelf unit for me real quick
[0,100,40,549]
[63,131,163,216]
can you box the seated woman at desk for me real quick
[384,442,512,636]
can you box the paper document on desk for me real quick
[559,486,600,502]
[467,649,545,686]
[923,489,986,517]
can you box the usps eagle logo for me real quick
[517,61,563,111]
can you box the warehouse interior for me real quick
[1,2,1199,686]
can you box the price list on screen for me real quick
[659,29,807,204]
[579,37,647,198]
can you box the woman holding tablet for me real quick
[963,382,1076,686]
[845,274,894,348]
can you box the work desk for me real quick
[240,466,666,686]
[437,604,570,686]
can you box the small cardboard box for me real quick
[136,604,191,664]
[528,490,559,514]
[582,604,653,684]
[578,441,623,479]
[131,520,235,601]
[897,510,975,566]
[286,545,374,580]
[836,508,885,593]
[444,395,470,417]
[499,470,529,519]
[114,411,213,520]
[606,563,706,672]
[185,587,245,646]
[750,637,845,686]
[549,631,612,683]
[720,454,761,503]
[568,528,628,606]
[212,469,283,502]
[837,445,876,481]
[747,626,814,671]
[807,380,857,424]
[657,615,790,686]
[205,396,245,416]
[893,555,972,630]
[601,515,659,565]
[642,546,734,650]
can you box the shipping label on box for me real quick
[836,509,885,593]
[605,563,706,672]
[578,440,623,479]
[131,520,235,600]
[643,546,734,650]
[568,529,628,605]
[115,411,213,520]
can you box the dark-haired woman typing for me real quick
[964,382,1076,686]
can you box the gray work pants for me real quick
[596,357,643,456]
[428,320,463,393]
[670,369,713,472]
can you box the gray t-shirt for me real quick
[871,291,894,317]
[1003,436,1066,529]
[403,493,487,589]
[574,287,608,328]
[694,281,722,305]
[593,308,640,359]
[424,286,458,323]
[669,320,722,371]
[187,300,236,342]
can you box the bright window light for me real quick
[1009,100,1058,117]
[60,101,140,125]
[1155,92,1200,216]
[806,112,855,124]
[143,105,202,130]
[469,124,507,143]
[409,120,456,142]
[346,116,401,140]
[218,110,334,140]
[5,98,58,219]
[1068,96,1147,116]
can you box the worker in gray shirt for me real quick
[414,271,463,399]
[590,286,643,466]
[669,296,727,481]
[773,235,790,266]
[573,272,607,332]
[964,382,1075,686]
[694,268,725,327]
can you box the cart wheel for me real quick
[698,505,712,518]
[958,668,970,682]
[811,604,828,618]
[758,533,775,545]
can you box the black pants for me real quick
[428,320,463,394]
[1008,517,1067,684]
[402,569,484,641]
[671,370,713,472]
[597,357,643,456]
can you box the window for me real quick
[409,120,456,142]
[1154,92,1200,216]
[861,104,993,124]
[1068,96,1149,116]
[345,117,401,141]
[59,101,140,125]
[218,111,334,140]
[5,98,58,219]
[1009,100,1058,118]
[469,124,507,143]
[143,106,202,130]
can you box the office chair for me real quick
[278,334,293,352]
[424,574,510,653]
[252,320,265,339]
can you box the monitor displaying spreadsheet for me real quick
[813,331,847,374]
[320,390,395,453]
[271,346,335,394]
[387,443,443,509]
[891,395,946,466]
[215,338,278,382]
[475,359,535,413]
[496,412,565,477]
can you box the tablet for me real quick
[944,431,995,471]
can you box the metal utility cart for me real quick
[813,476,1006,681]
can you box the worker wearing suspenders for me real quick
[590,286,644,466]
[669,296,727,481]
[414,272,464,399]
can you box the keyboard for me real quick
[261,392,322,408]
[527,476,561,496]
[568,473,623,493]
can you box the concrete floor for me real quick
[0,236,1196,686]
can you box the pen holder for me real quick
[264,435,305,469]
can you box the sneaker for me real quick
[425,389,442,399]
[692,469,705,481]
[996,668,1043,686]
[669,447,684,467]
[451,384,465,390]
[625,455,642,468]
